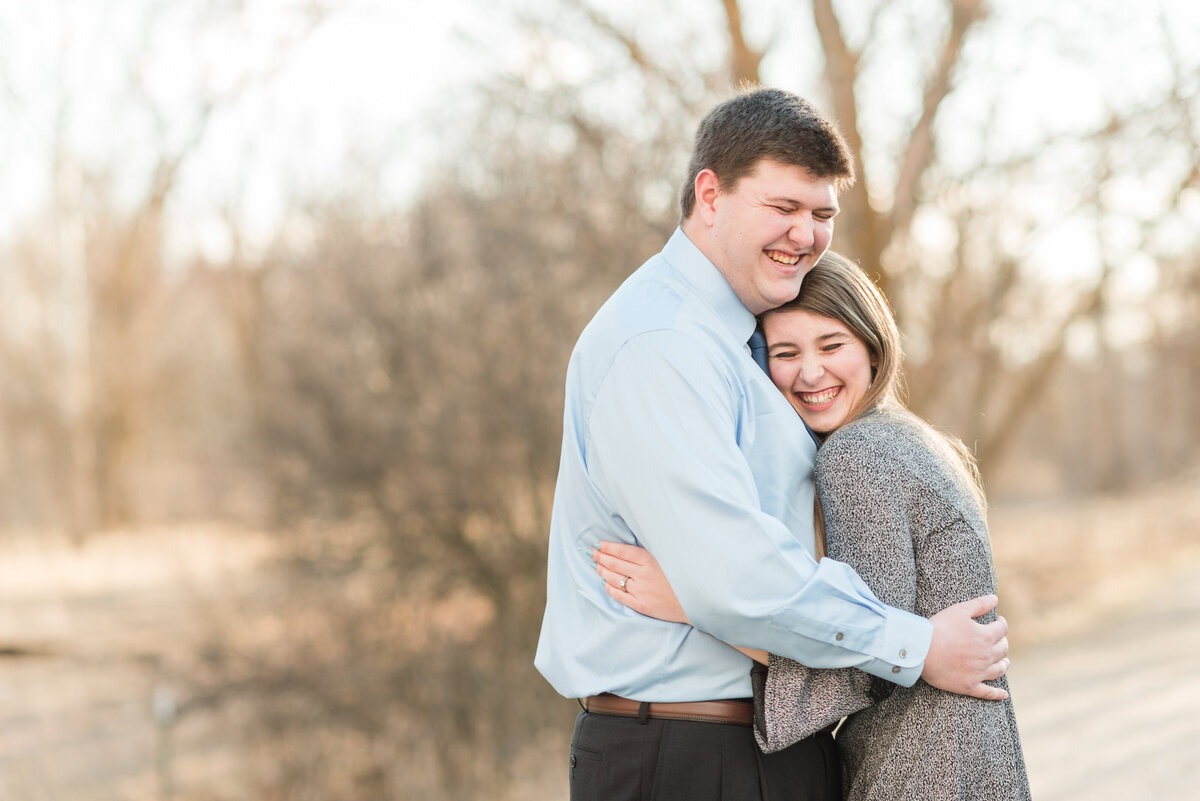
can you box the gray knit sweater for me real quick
[753,408,1031,801]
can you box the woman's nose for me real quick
[797,354,823,385]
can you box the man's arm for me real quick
[587,332,932,685]
[595,539,1008,700]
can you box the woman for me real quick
[594,251,1031,800]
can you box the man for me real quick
[535,87,1009,800]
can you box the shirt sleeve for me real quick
[586,331,931,684]
[754,423,923,751]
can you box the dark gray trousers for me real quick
[568,709,840,801]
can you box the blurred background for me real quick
[1,0,1198,799]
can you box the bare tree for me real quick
[3,2,1193,798]
[187,68,688,795]
[569,0,1200,475]
[0,1,326,533]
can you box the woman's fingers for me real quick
[604,581,646,612]
[592,545,648,584]
[596,560,641,611]
[593,559,626,589]
[592,548,642,601]
[592,549,633,577]
[596,541,650,566]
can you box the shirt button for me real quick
[899,650,907,659]
[892,666,902,674]
[835,632,844,641]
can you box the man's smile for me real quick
[766,249,801,266]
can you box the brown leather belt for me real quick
[582,693,754,726]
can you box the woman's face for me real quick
[762,309,876,434]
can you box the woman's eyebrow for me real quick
[767,331,850,350]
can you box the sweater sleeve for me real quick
[753,653,876,753]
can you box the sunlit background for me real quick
[1,1,1198,799]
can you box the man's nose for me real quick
[788,214,816,249]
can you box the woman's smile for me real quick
[796,386,842,409]
[763,309,875,434]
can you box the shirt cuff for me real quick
[857,607,932,687]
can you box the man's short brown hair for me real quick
[680,87,855,221]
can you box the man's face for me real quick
[697,159,839,315]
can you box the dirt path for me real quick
[1008,567,1200,800]
[0,527,1197,800]
[0,528,269,801]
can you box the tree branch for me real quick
[565,0,694,100]
[890,0,989,242]
[977,279,1107,467]
[721,0,763,85]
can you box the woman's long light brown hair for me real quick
[761,251,986,556]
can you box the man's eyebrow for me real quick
[764,195,840,213]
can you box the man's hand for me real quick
[921,595,1010,701]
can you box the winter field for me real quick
[1,473,1198,800]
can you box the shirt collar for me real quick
[662,227,758,345]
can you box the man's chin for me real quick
[767,285,805,309]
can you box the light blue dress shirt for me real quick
[535,228,932,702]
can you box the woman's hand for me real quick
[592,541,690,624]
[593,542,769,664]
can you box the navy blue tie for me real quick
[749,328,819,446]
[748,329,769,372]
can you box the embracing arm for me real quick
[595,538,872,751]
[587,333,931,683]
[596,533,1008,704]
[593,542,769,664]
[593,395,1009,702]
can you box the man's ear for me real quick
[693,169,722,226]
